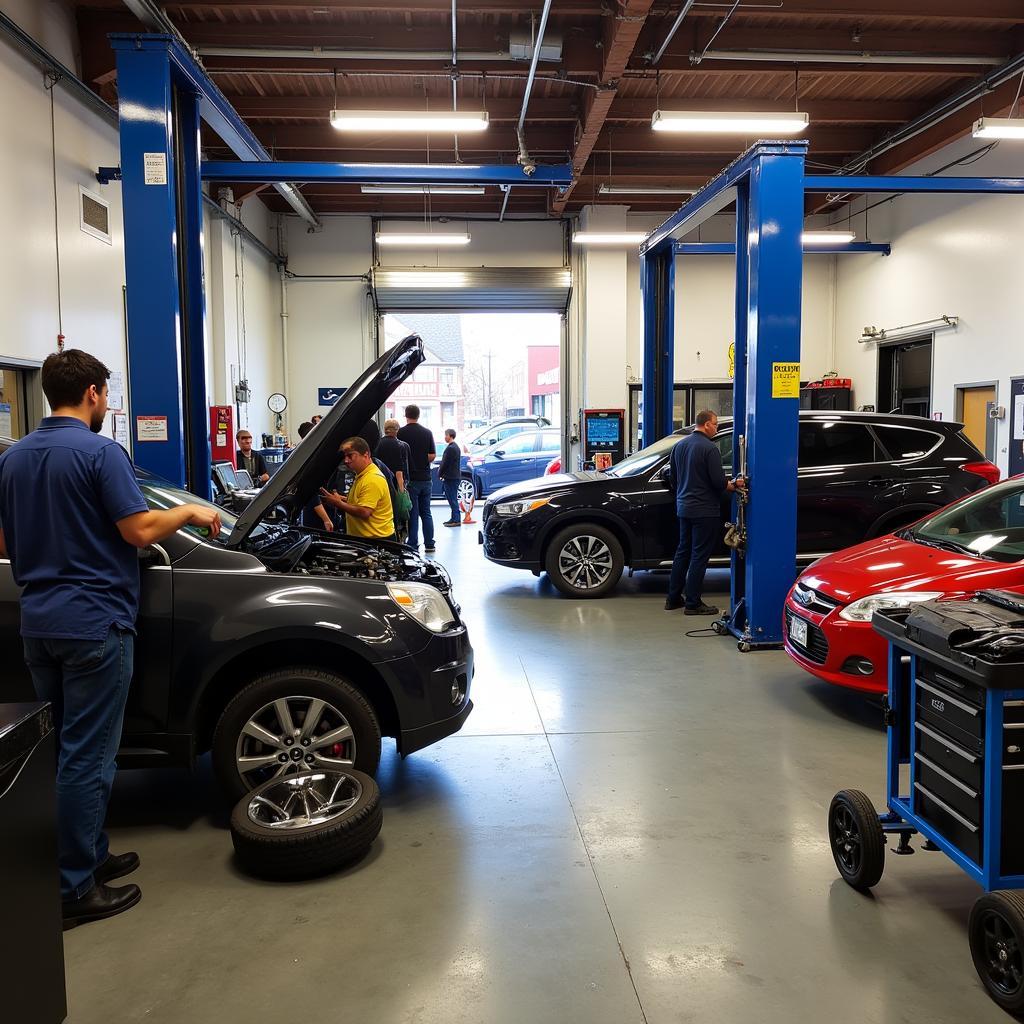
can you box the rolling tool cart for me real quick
[828,590,1024,1016]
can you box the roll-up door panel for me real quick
[372,267,572,312]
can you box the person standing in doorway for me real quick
[0,349,222,928]
[376,419,412,542]
[439,429,462,526]
[665,410,744,615]
[397,404,436,553]
[235,429,270,485]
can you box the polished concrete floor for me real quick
[66,509,1005,1023]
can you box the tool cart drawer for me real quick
[914,752,981,824]
[915,782,983,865]
[916,678,984,753]
[914,721,982,791]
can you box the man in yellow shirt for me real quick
[319,437,395,539]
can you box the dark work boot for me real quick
[63,882,142,929]
[684,603,720,616]
[664,597,684,610]
[94,851,140,885]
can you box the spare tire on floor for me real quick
[230,768,382,880]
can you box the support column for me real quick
[640,247,674,446]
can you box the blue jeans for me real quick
[442,479,461,522]
[407,479,435,549]
[667,515,720,608]
[23,626,134,900]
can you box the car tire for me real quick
[212,667,382,803]
[230,768,383,880]
[544,524,624,599]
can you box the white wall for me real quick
[0,1,126,434]
[833,137,1024,473]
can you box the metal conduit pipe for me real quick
[122,0,320,229]
[201,194,285,267]
[197,46,523,62]
[693,49,1004,67]
[837,49,1024,173]
[649,1,697,66]
[516,0,554,173]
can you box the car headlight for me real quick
[493,497,551,517]
[386,582,457,633]
[838,591,943,623]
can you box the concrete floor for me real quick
[66,510,1005,1023]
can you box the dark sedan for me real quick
[480,411,997,598]
[0,335,474,800]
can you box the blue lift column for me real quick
[639,248,675,446]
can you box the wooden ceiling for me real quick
[72,1,1024,219]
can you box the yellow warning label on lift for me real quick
[772,362,801,398]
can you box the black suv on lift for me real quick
[480,411,997,599]
[0,335,473,800]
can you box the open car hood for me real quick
[226,334,425,548]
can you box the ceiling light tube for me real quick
[972,117,1024,140]
[331,109,488,132]
[599,184,697,195]
[651,110,809,134]
[360,185,486,195]
[572,232,649,246]
[375,232,471,246]
[802,230,856,245]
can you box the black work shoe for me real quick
[94,851,140,885]
[443,521,461,527]
[63,883,141,929]
[424,545,436,553]
[684,603,720,616]
[664,597,684,610]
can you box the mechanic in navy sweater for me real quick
[665,410,744,615]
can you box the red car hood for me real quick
[798,535,1024,605]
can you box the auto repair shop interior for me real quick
[5,1,1024,1022]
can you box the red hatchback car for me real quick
[784,475,1024,693]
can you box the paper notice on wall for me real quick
[112,413,129,450]
[0,403,10,438]
[108,371,124,411]
[771,362,801,399]
[136,415,168,442]
[1015,394,1024,441]
[144,152,168,185]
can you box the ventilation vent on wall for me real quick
[80,186,111,244]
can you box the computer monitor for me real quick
[212,462,239,494]
[234,468,254,489]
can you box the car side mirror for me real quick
[654,466,671,484]
[493,450,505,459]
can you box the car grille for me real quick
[791,582,840,616]
[785,608,830,665]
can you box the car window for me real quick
[799,422,881,467]
[539,431,561,454]
[912,481,1024,563]
[137,478,261,543]
[606,433,682,478]
[716,431,733,474]
[872,425,941,461]
[495,432,538,455]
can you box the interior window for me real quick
[872,425,940,461]
[799,422,881,467]
[496,432,537,455]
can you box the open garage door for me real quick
[372,267,572,313]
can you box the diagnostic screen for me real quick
[586,416,621,445]
[212,462,238,492]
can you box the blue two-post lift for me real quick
[640,141,1024,650]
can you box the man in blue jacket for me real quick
[665,410,743,614]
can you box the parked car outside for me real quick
[469,428,561,499]
[0,335,474,801]
[480,411,997,599]
[783,475,1024,693]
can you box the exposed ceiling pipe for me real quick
[122,0,320,228]
[516,0,555,175]
[649,1,697,66]
[691,49,1004,67]
[452,0,459,164]
[836,49,1024,174]
[498,185,512,222]
[197,46,526,62]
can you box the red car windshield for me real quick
[908,480,1024,564]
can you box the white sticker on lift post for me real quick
[144,152,168,185]
[136,415,168,442]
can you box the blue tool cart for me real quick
[828,590,1024,1015]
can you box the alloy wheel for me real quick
[831,803,862,876]
[558,535,614,591]
[978,910,1024,997]
[246,770,363,831]
[235,695,357,790]
[457,478,475,508]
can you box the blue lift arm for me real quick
[804,175,1024,194]
[674,242,891,256]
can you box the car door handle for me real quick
[867,477,889,488]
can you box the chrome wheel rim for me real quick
[457,478,475,507]
[557,535,614,590]
[247,771,362,830]
[235,695,356,789]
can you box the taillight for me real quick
[962,460,1000,485]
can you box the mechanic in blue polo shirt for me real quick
[0,349,222,929]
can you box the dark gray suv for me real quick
[0,335,473,800]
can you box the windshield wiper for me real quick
[912,535,976,555]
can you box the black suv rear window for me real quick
[798,423,881,467]
[872,425,940,461]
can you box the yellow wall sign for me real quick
[771,362,801,399]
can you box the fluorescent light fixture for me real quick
[572,231,649,246]
[802,230,856,245]
[599,184,697,195]
[331,109,488,132]
[360,185,485,195]
[972,117,1024,140]
[375,232,471,246]
[651,110,809,134]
